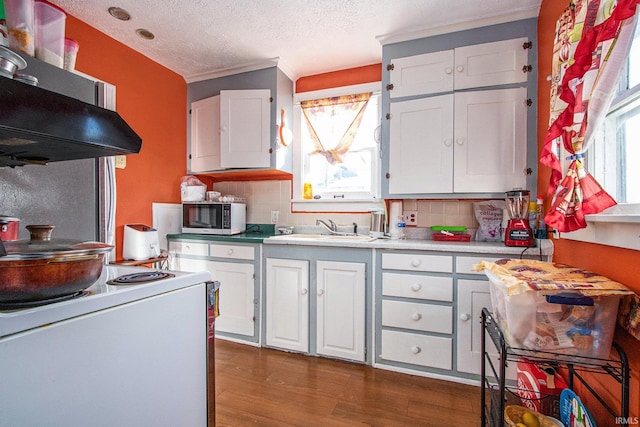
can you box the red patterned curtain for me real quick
[541,0,640,232]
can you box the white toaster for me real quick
[123,224,160,261]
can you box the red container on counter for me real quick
[0,216,19,241]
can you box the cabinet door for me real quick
[456,279,491,374]
[454,37,529,90]
[189,95,221,172]
[389,94,454,194]
[220,89,271,168]
[453,88,527,193]
[265,258,309,353]
[316,261,365,362]
[209,261,255,337]
[388,50,454,98]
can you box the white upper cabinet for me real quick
[389,94,454,194]
[190,95,221,172]
[388,87,527,194]
[453,37,530,90]
[453,87,528,193]
[388,37,530,98]
[388,50,454,98]
[220,89,271,169]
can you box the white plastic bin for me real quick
[34,0,65,67]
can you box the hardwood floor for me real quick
[213,339,482,426]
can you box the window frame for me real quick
[291,82,385,213]
[562,22,640,250]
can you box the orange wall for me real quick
[64,15,187,260]
[295,63,381,93]
[538,0,640,422]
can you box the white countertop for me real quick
[0,265,212,338]
[265,234,554,256]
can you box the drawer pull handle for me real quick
[411,313,422,321]
[460,313,471,321]
[411,346,421,354]
[317,289,324,296]
[301,288,308,296]
[411,259,421,267]
[411,283,422,292]
[227,249,234,255]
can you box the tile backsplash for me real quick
[213,179,489,235]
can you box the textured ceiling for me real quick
[48,0,541,82]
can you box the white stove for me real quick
[0,265,211,338]
[0,264,213,426]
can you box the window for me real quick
[589,21,640,204]
[292,83,382,212]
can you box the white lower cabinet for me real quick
[316,261,365,361]
[380,330,452,370]
[456,278,492,374]
[378,251,455,371]
[265,253,367,362]
[168,239,259,343]
[265,258,310,353]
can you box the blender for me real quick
[504,189,534,247]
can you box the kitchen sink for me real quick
[269,234,378,242]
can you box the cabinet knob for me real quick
[411,259,422,267]
[301,288,308,296]
[411,283,422,292]
[411,346,421,354]
[460,313,471,321]
[445,67,453,74]
[221,125,228,132]
[456,65,464,72]
[444,139,453,147]
[227,249,234,255]
[317,289,324,296]
[456,138,465,146]
[411,313,422,321]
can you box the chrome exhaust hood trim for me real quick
[0,77,142,167]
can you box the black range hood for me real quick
[0,77,142,167]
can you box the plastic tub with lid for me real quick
[4,0,35,55]
[34,0,66,67]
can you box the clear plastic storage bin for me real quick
[34,0,65,67]
[487,269,621,359]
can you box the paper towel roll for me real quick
[389,201,403,239]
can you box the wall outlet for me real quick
[271,210,279,224]
[403,211,418,225]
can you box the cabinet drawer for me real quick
[382,273,452,302]
[209,244,254,260]
[456,256,502,275]
[382,300,452,334]
[380,330,452,370]
[168,241,208,256]
[382,253,452,273]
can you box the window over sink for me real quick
[292,82,384,213]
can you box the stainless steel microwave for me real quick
[182,202,246,235]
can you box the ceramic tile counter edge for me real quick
[264,236,554,256]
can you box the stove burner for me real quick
[0,291,89,310]
[107,271,175,285]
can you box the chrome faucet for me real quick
[316,219,338,234]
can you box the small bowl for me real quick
[0,45,27,79]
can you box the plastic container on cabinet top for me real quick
[34,0,66,67]
[63,37,77,70]
[4,0,35,55]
